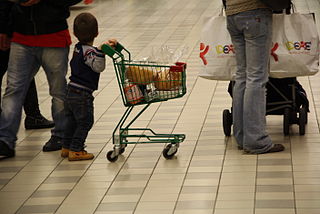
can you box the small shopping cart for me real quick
[102,43,187,162]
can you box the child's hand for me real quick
[98,39,118,50]
[105,39,118,48]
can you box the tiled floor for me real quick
[1,0,320,213]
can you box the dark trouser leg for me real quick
[23,79,41,117]
[24,79,55,129]
[68,88,94,152]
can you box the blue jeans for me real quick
[227,9,273,153]
[0,42,68,149]
[62,86,94,152]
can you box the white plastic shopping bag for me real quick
[199,12,319,80]
[199,13,236,80]
[270,13,319,78]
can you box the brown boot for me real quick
[61,148,69,158]
[68,150,94,161]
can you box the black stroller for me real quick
[223,77,309,136]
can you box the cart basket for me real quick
[102,43,187,106]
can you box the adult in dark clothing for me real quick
[0,0,82,159]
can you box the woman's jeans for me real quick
[0,42,68,149]
[227,9,273,153]
[62,86,94,152]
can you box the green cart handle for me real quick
[101,43,131,60]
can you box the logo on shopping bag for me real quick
[286,41,311,52]
[215,44,235,55]
[271,42,279,61]
[200,42,235,65]
[200,43,209,65]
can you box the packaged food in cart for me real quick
[124,83,144,104]
[154,68,182,91]
[126,65,155,85]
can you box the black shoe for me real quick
[243,144,285,154]
[42,136,62,152]
[25,115,55,130]
[0,141,15,159]
[263,144,285,153]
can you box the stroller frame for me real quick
[223,78,309,136]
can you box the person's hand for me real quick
[105,39,118,48]
[0,34,10,51]
[98,39,118,50]
[21,0,41,7]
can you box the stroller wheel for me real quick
[283,108,291,136]
[299,107,307,135]
[223,109,232,136]
[302,105,308,124]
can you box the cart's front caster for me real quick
[163,144,178,159]
[223,109,232,136]
[106,150,118,162]
[299,107,307,135]
[119,144,127,155]
[283,108,291,136]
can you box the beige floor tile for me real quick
[296,209,320,214]
[296,200,320,208]
[256,178,293,185]
[183,179,220,186]
[135,201,176,211]
[174,210,213,214]
[140,193,178,202]
[255,209,295,214]
[296,192,320,200]
[215,200,254,209]
[214,209,253,214]
[255,192,294,200]
[55,203,98,214]
[37,183,75,191]
[217,192,254,200]
[178,193,216,201]
[24,197,65,206]
[101,194,141,203]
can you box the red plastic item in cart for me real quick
[84,0,93,4]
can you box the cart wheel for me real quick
[162,144,177,159]
[106,150,118,162]
[283,108,291,136]
[119,148,125,155]
[299,107,307,135]
[223,109,232,136]
[119,144,127,155]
